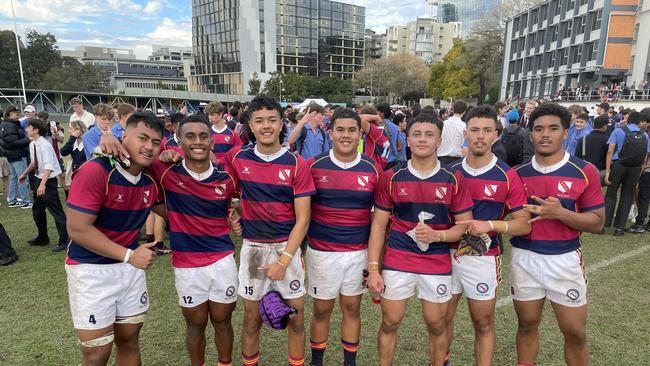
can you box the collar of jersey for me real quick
[329,149,360,170]
[254,145,287,162]
[462,154,497,177]
[212,125,228,134]
[407,159,440,180]
[182,160,214,181]
[114,161,142,185]
[532,151,569,174]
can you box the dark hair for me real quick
[170,112,185,124]
[452,100,468,115]
[392,113,405,125]
[406,112,443,136]
[330,108,361,129]
[628,111,643,125]
[125,111,164,135]
[494,101,507,111]
[27,119,47,136]
[4,106,18,118]
[239,109,254,143]
[248,96,282,117]
[422,105,436,115]
[37,111,49,120]
[229,107,240,117]
[465,104,498,127]
[593,115,609,129]
[528,103,571,130]
[576,113,589,122]
[376,102,392,119]
[639,107,650,123]
[412,103,422,117]
[177,115,211,135]
[287,110,299,124]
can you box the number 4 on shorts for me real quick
[89,315,96,324]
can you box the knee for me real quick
[312,305,333,322]
[340,302,360,320]
[517,318,539,335]
[242,310,262,334]
[562,326,587,346]
[472,316,494,337]
[380,317,402,334]
[424,318,446,337]
[288,311,305,333]
[211,316,233,333]
[186,321,208,336]
[81,348,112,366]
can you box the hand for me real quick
[456,220,493,236]
[71,130,82,138]
[228,208,242,236]
[159,150,183,163]
[37,184,46,197]
[259,261,286,281]
[604,171,611,186]
[298,109,317,126]
[360,114,381,124]
[18,174,26,184]
[414,223,440,243]
[366,271,384,294]
[99,134,129,161]
[523,196,566,223]
[129,242,157,269]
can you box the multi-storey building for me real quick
[191,0,365,95]
[438,0,502,37]
[500,0,641,100]
[382,18,457,64]
[148,45,193,62]
[364,29,386,63]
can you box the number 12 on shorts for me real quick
[182,296,193,304]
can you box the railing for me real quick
[550,89,650,102]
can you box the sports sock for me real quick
[144,234,154,242]
[288,355,304,366]
[242,352,259,366]
[310,339,327,366]
[217,359,232,366]
[341,339,359,366]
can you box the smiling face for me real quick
[574,117,587,131]
[530,115,568,157]
[407,122,441,159]
[330,117,361,157]
[249,107,283,149]
[179,121,212,163]
[121,121,162,169]
[465,117,498,157]
[95,115,112,131]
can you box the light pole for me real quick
[10,0,27,104]
[279,79,283,102]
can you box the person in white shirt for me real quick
[18,119,68,252]
[438,100,468,164]
[69,97,96,129]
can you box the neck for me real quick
[535,150,565,166]
[213,120,225,130]
[185,158,210,173]
[119,119,127,128]
[410,155,438,172]
[332,149,356,163]
[309,121,319,129]
[126,164,144,176]
[256,142,282,155]
[466,151,493,169]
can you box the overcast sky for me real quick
[0,0,433,59]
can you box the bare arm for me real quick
[287,111,317,144]
[366,209,391,293]
[458,209,532,237]
[151,203,167,219]
[524,196,605,233]
[604,143,616,184]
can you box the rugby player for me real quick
[206,101,242,161]
[512,103,604,366]
[222,96,316,366]
[65,111,163,365]
[366,112,474,366]
[306,108,382,366]
[446,105,531,366]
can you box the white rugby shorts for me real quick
[382,270,452,303]
[306,247,368,300]
[238,240,305,301]
[65,263,149,330]
[174,254,238,307]
[450,250,501,300]
[509,247,587,307]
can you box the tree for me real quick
[38,58,110,92]
[428,40,478,101]
[22,29,61,88]
[248,72,261,95]
[354,54,430,103]
[0,30,21,88]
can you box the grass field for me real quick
[1,192,649,366]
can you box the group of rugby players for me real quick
[64,96,604,366]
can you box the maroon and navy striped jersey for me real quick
[374,161,474,275]
[307,151,381,252]
[511,153,604,254]
[211,125,242,161]
[161,134,183,156]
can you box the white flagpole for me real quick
[10,0,27,104]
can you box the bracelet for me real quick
[277,261,287,268]
[488,220,495,231]
[438,230,446,242]
[281,251,293,259]
[504,221,509,234]
[367,262,380,272]
[123,249,133,263]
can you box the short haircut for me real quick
[627,111,643,125]
[37,111,49,120]
[464,104,498,127]
[229,107,240,117]
[494,101,507,111]
[412,103,422,117]
[116,103,136,118]
[639,107,650,122]
[526,100,539,107]
[125,111,164,135]
[376,102,392,119]
[4,106,18,118]
[392,113,405,125]
[358,104,377,115]
[622,108,632,116]
[239,109,254,143]
[70,120,87,134]
[205,101,224,115]
[452,100,468,115]
[305,102,325,115]
[567,104,583,115]
[422,105,435,115]
[287,111,299,124]
[27,119,47,136]
[93,103,115,119]
[170,112,185,124]
[528,103,571,130]
[177,115,211,135]
[248,96,281,117]
[69,97,82,106]
[593,115,609,129]
[406,112,443,136]
[576,113,589,122]
[330,108,361,129]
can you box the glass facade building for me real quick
[439,0,502,37]
[192,0,365,95]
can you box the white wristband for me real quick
[123,249,133,263]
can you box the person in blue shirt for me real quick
[604,111,650,236]
[564,113,592,155]
[376,103,403,169]
[109,103,137,141]
[287,103,331,159]
[393,112,408,161]
[82,103,115,160]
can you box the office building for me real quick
[500,0,641,100]
[438,0,502,37]
[191,0,366,95]
[149,45,193,62]
[365,29,386,62]
[381,18,457,64]
[630,0,649,84]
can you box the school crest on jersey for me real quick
[484,184,498,197]
[357,175,369,187]
[557,181,573,194]
[224,136,231,143]
[278,169,291,181]
[143,190,150,204]
[435,186,448,199]
[215,183,227,196]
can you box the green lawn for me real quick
[1,195,649,365]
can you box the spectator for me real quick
[393,112,408,161]
[20,104,37,129]
[438,100,467,164]
[0,153,8,206]
[287,103,330,159]
[82,103,115,160]
[492,119,508,162]
[38,111,66,191]
[0,223,18,266]
[628,108,650,233]
[501,107,534,166]
[68,97,95,129]
[110,104,137,141]
[18,119,68,251]
[565,113,592,156]
[604,111,650,235]
[575,114,609,183]
[377,102,403,168]
[518,100,538,129]
[494,101,510,130]
[60,120,87,198]
[0,106,32,208]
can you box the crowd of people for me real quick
[0,94,649,366]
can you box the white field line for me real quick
[495,244,650,309]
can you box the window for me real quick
[577,16,586,35]
[551,25,559,42]
[591,10,602,31]
[560,48,569,65]
[548,51,556,68]
[568,0,575,11]
[564,20,572,39]
[572,45,582,64]
[579,0,588,5]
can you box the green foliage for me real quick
[260,72,352,103]
[354,54,430,103]
[22,29,61,88]
[38,60,110,92]
[248,72,261,96]
[0,31,21,88]
[428,40,478,101]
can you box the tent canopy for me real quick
[294,98,329,110]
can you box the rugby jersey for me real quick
[66,157,161,265]
[511,152,604,254]
[222,145,316,242]
[211,125,242,161]
[149,159,236,268]
[308,150,381,252]
[449,155,527,255]
[161,134,183,156]
[364,123,389,169]
[374,160,474,275]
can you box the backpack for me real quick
[618,126,647,167]
[298,127,326,155]
[502,126,524,166]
